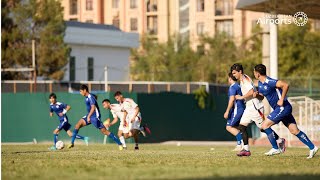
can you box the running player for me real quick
[253,64,318,158]
[114,91,151,150]
[102,99,129,149]
[48,93,88,150]
[231,63,285,156]
[67,85,123,150]
[223,73,245,151]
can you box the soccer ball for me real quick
[55,141,64,150]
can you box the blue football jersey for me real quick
[228,82,245,110]
[85,93,101,119]
[50,102,68,121]
[258,76,289,109]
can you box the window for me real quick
[130,18,138,31]
[69,18,78,21]
[86,19,93,23]
[69,57,75,81]
[314,20,320,31]
[197,0,204,12]
[113,16,120,28]
[88,57,94,81]
[197,45,205,55]
[112,0,119,8]
[70,0,78,15]
[147,16,158,35]
[147,0,157,12]
[86,0,93,11]
[197,22,204,35]
[215,20,233,37]
[130,0,137,9]
[215,0,233,16]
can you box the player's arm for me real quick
[59,105,71,117]
[131,106,140,123]
[236,89,254,100]
[87,105,96,123]
[276,80,289,106]
[253,91,264,101]
[109,116,119,126]
[49,107,53,117]
[224,96,235,119]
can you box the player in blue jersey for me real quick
[224,73,245,151]
[48,93,88,150]
[253,64,318,158]
[67,84,123,150]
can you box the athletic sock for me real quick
[71,129,79,144]
[235,132,243,146]
[76,135,85,140]
[119,136,126,147]
[54,134,58,145]
[265,128,279,149]
[296,131,315,150]
[243,145,249,151]
[273,130,279,141]
[108,132,122,145]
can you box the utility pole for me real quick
[104,66,108,92]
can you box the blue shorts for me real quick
[82,115,105,129]
[267,104,296,127]
[57,120,71,131]
[227,108,244,127]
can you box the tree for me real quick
[1,0,70,80]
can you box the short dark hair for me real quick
[102,99,110,103]
[230,63,243,73]
[114,91,122,97]
[80,84,88,91]
[228,73,237,82]
[49,93,57,99]
[254,64,266,76]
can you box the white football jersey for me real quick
[110,104,125,121]
[121,98,138,115]
[240,74,263,109]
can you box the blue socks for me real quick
[235,132,243,145]
[108,132,122,145]
[296,131,315,150]
[76,135,85,140]
[54,134,58,145]
[265,128,279,149]
[71,129,79,144]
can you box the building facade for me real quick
[64,21,139,81]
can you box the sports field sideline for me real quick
[1,143,319,180]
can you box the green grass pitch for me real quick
[2,144,320,180]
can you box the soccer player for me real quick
[223,73,245,151]
[67,85,123,150]
[114,91,151,150]
[253,64,318,158]
[48,93,88,150]
[102,99,129,149]
[231,63,285,156]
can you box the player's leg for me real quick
[68,117,87,148]
[49,128,60,150]
[118,130,127,149]
[66,124,89,146]
[90,117,123,149]
[284,115,318,159]
[227,111,243,151]
[261,118,281,155]
[131,129,140,150]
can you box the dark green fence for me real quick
[1,92,237,143]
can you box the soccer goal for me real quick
[274,96,320,147]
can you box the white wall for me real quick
[63,44,130,81]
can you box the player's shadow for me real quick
[174,174,320,180]
[10,151,64,154]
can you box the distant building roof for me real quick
[65,21,121,31]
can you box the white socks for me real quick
[119,136,126,147]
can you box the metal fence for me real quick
[1,80,226,94]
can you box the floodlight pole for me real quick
[32,39,37,92]
[269,12,278,79]
[104,66,108,92]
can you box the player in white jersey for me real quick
[231,63,285,156]
[102,99,130,149]
[114,91,151,150]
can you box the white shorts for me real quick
[118,120,130,134]
[240,105,264,128]
[128,112,142,130]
